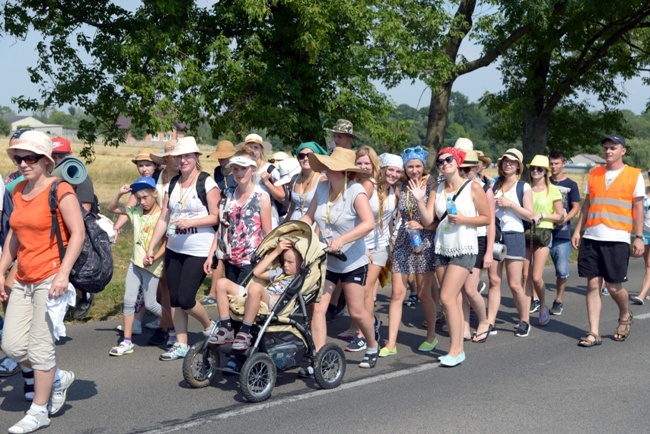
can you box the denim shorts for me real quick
[433,253,477,273]
[549,237,571,279]
[503,231,525,261]
[644,230,650,246]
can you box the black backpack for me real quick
[168,171,218,231]
[265,164,291,216]
[49,180,114,293]
[0,189,14,248]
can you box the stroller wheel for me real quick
[314,343,346,389]
[182,341,220,388]
[240,352,277,402]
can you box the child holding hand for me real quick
[107,177,167,356]
[212,238,303,350]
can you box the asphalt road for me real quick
[2,256,650,433]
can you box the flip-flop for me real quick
[472,330,489,343]
[0,357,20,377]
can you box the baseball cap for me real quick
[130,177,157,193]
[601,134,627,147]
[52,137,72,154]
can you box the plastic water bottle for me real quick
[446,196,457,215]
[407,228,423,255]
[166,203,181,237]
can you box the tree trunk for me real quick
[521,112,550,177]
[424,80,454,172]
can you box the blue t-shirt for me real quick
[550,177,580,239]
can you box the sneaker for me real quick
[200,295,217,307]
[436,309,446,324]
[297,366,314,378]
[550,300,564,316]
[602,287,610,296]
[109,341,134,357]
[418,337,439,352]
[404,294,418,308]
[374,316,382,343]
[529,298,540,313]
[515,321,531,337]
[378,346,397,357]
[202,320,219,337]
[49,370,75,415]
[345,334,367,352]
[631,295,644,306]
[73,292,95,320]
[222,356,241,375]
[359,351,378,369]
[8,409,50,434]
[538,305,550,327]
[477,280,487,295]
[159,343,188,361]
[115,323,142,335]
[145,318,161,329]
[148,328,169,346]
[165,338,178,351]
[208,327,234,345]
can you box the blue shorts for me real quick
[503,231,525,261]
[549,237,571,279]
[644,230,650,246]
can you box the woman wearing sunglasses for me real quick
[1,131,83,432]
[412,148,490,366]
[522,155,563,328]
[380,146,439,358]
[284,142,327,221]
[486,149,534,337]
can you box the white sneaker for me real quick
[202,320,219,337]
[145,318,161,329]
[8,409,50,433]
[159,343,188,361]
[109,341,134,357]
[115,324,142,335]
[48,370,75,415]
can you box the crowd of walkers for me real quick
[0,121,646,433]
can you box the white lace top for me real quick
[433,180,478,257]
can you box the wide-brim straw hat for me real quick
[459,150,479,168]
[150,143,174,163]
[526,155,550,171]
[237,133,272,154]
[323,119,360,140]
[7,130,55,171]
[132,148,160,164]
[308,147,371,177]
[170,136,202,157]
[498,148,524,172]
[476,150,492,166]
[209,140,236,159]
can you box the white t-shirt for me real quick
[494,181,531,233]
[583,169,645,243]
[166,175,219,256]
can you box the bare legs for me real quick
[436,265,470,357]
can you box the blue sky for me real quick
[1,29,648,116]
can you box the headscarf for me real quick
[296,141,327,156]
[437,147,466,167]
[379,153,403,170]
[402,146,429,166]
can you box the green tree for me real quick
[0,105,14,135]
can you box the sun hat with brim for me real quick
[226,156,258,169]
[526,155,550,171]
[7,130,55,171]
[209,140,236,159]
[476,150,492,166]
[237,133,272,154]
[274,158,302,186]
[454,138,474,151]
[308,147,371,177]
[498,148,524,171]
[324,119,360,140]
[170,136,202,157]
[130,176,157,194]
[132,148,159,164]
[460,150,479,168]
[271,151,290,162]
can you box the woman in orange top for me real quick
[0,131,84,433]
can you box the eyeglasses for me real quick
[13,154,45,165]
[529,166,546,173]
[298,152,311,160]
[501,159,518,166]
[436,155,454,166]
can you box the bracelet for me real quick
[635,235,644,240]
[541,213,545,220]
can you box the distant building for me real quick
[116,116,186,144]
[4,115,76,139]
[565,154,606,174]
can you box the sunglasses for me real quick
[436,155,455,166]
[529,166,546,173]
[14,154,45,165]
[297,152,312,160]
[404,146,424,154]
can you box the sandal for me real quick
[231,332,253,351]
[578,332,602,347]
[614,311,633,342]
[472,330,489,344]
[0,357,20,377]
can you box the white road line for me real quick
[634,312,650,320]
[144,362,439,433]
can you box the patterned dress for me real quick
[391,183,436,274]
[224,188,266,267]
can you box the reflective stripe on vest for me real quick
[585,165,640,232]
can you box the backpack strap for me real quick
[196,171,210,210]
[516,180,525,205]
[48,180,66,262]
[167,175,180,210]
[436,179,471,223]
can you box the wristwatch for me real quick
[635,235,644,240]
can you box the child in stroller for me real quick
[210,237,302,350]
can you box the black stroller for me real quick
[182,221,346,402]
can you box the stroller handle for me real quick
[324,248,347,262]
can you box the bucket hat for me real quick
[7,130,55,171]
[324,119,360,140]
[170,136,202,156]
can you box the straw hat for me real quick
[460,150,479,167]
[323,119,360,140]
[7,130,55,171]
[497,148,524,171]
[238,133,272,154]
[209,140,235,159]
[454,138,474,151]
[308,147,371,176]
[132,148,159,164]
[526,155,550,171]
[476,150,492,167]
[170,136,202,156]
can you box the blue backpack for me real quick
[0,190,14,248]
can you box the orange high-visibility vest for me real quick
[585,165,640,232]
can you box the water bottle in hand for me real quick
[167,203,181,237]
[407,228,423,255]
[446,196,457,215]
